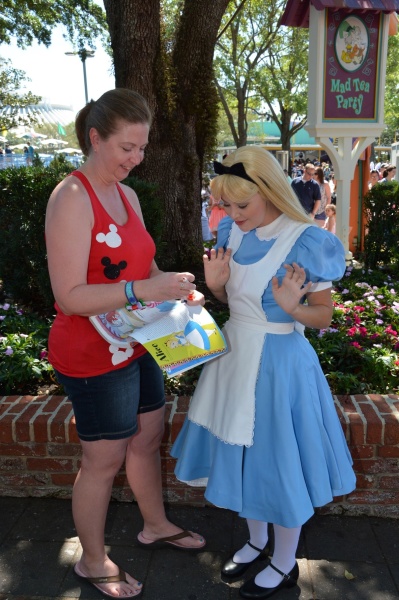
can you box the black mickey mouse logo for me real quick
[101,257,128,280]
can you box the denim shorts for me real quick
[54,353,165,441]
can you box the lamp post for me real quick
[65,49,95,104]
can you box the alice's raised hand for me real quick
[203,247,232,292]
[271,262,312,315]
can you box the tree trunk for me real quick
[103,0,229,268]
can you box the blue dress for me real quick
[171,215,356,528]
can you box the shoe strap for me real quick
[246,539,264,553]
[269,562,292,582]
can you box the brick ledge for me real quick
[1,393,398,518]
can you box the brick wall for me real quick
[0,393,398,518]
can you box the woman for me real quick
[171,146,356,599]
[208,193,228,240]
[313,166,331,227]
[380,164,396,183]
[45,89,205,600]
[368,169,380,189]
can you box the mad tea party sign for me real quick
[323,9,383,122]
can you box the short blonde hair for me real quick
[325,203,336,214]
[210,146,312,224]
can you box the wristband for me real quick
[125,281,138,305]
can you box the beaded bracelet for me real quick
[124,281,138,305]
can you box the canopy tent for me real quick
[20,132,48,140]
[10,143,38,150]
[55,147,82,154]
[43,138,68,146]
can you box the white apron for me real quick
[188,214,311,447]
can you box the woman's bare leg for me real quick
[126,407,204,548]
[73,438,142,596]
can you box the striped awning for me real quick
[281,0,399,28]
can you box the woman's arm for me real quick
[203,247,232,304]
[46,180,198,316]
[272,262,333,329]
[46,178,131,316]
[324,182,331,203]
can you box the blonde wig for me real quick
[211,146,313,225]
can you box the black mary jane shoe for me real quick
[221,541,269,579]
[239,561,299,599]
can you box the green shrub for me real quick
[0,302,53,394]
[0,161,74,315]
[0,165,162,315]
[363,181,399,271]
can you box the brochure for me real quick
[89,300,227,376]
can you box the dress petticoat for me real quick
[171,215,356,528]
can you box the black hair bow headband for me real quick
[213,160,256,184]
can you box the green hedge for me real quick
[0,161,162,315]
[363,181,399,272]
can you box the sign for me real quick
[323,9,383,122]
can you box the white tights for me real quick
[234,519,301,589]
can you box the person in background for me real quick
[27,143,35,165]
[208,193,228,241]
[291,163,321,220]
[172,146,356,600]
[380,164,396,183]
[313,166,331,228]
[45,88,205,600]
[283,168,292,184]
[323,203,336,234]
[368,169,380,189]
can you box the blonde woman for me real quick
[172,146,356,600]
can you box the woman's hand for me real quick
[134,271,196,302]
[204,247,231,291]
[185,289,205,307]
[271,262,312,316]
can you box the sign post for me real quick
[281,1,398,261]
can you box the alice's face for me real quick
[91,121,149,181]
[221,192,277,230]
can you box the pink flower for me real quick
[354,306,365,312]
[347,327,357,336]
[350,341,362,349]
[385,326,398,336]
[40,350,48,359]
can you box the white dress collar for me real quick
[254,213,291,242]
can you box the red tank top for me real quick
[48,171,155,377]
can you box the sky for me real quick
[1,5,114,113]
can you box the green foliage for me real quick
[0,303,53,395]
[362,181,399,271]
[307,265,399,395]
[214,0,286,147]
[0,162,75,315]
[382,32,399,138]
[0,58,42,131]
[0,1,107,49]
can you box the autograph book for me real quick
[89,300,227,376]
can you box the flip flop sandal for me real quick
[137,529,206,551]
[74,562,142,598]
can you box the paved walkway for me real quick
[0,497,398,599]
